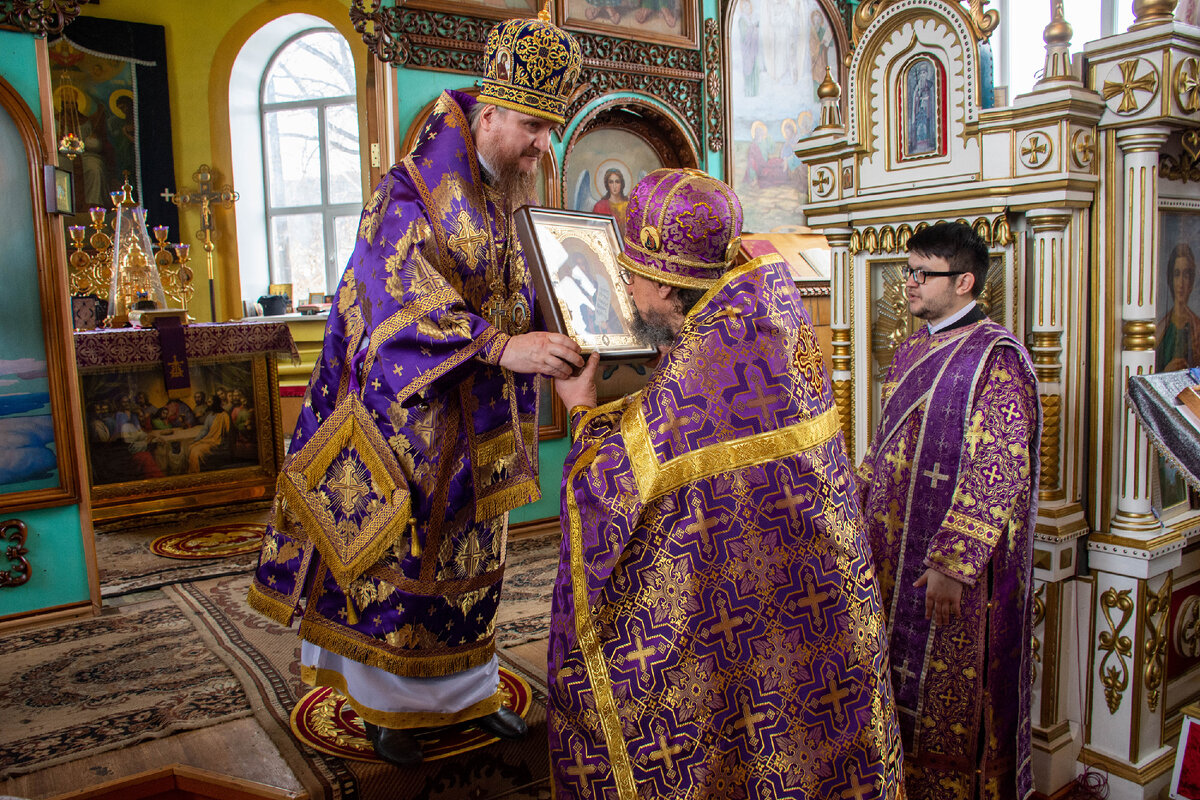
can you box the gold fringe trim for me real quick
[298,616,496,678]
[246,583,298,626]
[300,664,504,729]
[476,476,540,522]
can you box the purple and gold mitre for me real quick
[618,168,743,289]
[478,8,582,124]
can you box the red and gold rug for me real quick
[289,668,533,763]
[150,522,266,560]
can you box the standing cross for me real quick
[163,164,239,321]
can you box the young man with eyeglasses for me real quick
[856,221,1041,800]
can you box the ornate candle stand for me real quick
[65,178,194,321]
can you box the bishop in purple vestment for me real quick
[551,170,904,799]
[857,222,1040,800]
[247,12,584,768]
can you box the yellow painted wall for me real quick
[77,0,361,323]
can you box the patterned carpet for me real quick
[0,518,559,797]
[0,597,252,778]
[164,532,559,799]
[95,509,269,597]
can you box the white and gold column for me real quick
[1082,125,1184,798]
[1025,208,1085,791]
[825,228,854,461]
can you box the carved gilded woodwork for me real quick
[1039,393,1061,494]
[702,18,722,153]
[1161,129,1200,183]
[851,0,997,49]
[0,519,30,588]
[349,1,705,149]
[1070,129,1095,170]
[1098,586,1134,715]
[1100,58,1159,115]
[848,214,1011,255]
[1176,57,1200,114]
[0,0,81,35]
[1032,582,1046,683]
[1019,132,1052,170]
[1176,595,1200,660]
[1143,574,1171,713]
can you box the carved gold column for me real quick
[1082,125,1185,798]
[1026,209,1072,501]
[825,228,854,461]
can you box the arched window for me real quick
[260,29,361,301]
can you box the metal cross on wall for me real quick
[162,165,239,321]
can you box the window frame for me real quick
[259,28,362,297]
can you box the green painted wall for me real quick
[0,29,41,122]
[0,505,91,618]
[0,31,92,620]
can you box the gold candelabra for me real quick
[66,177,194,321]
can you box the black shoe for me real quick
[473,707,528,740]
[363,720,424,767]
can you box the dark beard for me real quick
[631,306,677,348]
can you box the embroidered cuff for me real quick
[478,329,511,365]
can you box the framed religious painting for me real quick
[564,125,666,242]
[725,0,846,233]
[1153,206,1200,516]
[78,353,282,517]
[514,206,657,360]
[557,0,697,47]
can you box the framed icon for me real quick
[515,206,657,361]
[45,164,75,215]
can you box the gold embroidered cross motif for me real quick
[819,671,850,716]
[884,447,910,482]
[566,747,597,791]
[626,632,655,671]
[839,769,874,800]
[449,209,487,270]
[795,577,830,623]
[964,410,993,457]
[892,658,916,688]
[168,355,184,379]
[327,456,370,515]
[732,700,765,741]
[648,733,682,771]
[708,603,743,646]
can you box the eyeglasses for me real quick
[618,266,634,286]
[904,266,966,285]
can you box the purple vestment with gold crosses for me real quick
[248,91,541,707]
[857,315,1040,800]
[549,255,905,799]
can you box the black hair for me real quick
[906,221,989,298]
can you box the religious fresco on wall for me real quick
[558,0,694,46]
[47,18,178,240]
[0,104,57,497]
[566,127,665,240]
[728,0,837,233]
[1155,210,1200,511]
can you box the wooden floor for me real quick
[1,716,306,800]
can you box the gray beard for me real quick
[631,306,677,348]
